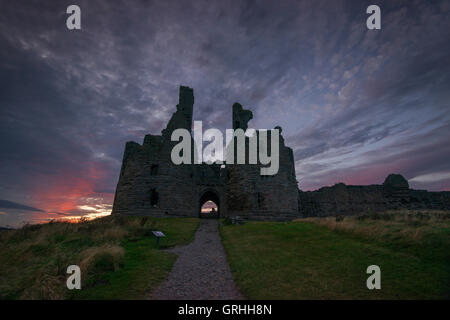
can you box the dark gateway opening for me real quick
[199,190,220,219]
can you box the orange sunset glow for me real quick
[27,163,114,224]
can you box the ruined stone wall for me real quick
[112,134,198,217]
[112,86,450,220]
[250,132,299,220]
[112,86,199,217]
[298,174,450,217]
[409,189,450,210]
[224,106,299,221]
[112,86,300,221]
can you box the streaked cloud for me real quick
[0,0,449,226]
[0,200,44,212]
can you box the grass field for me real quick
[0,216,199,299]
[2,210,449,300]
[220,210,450,299]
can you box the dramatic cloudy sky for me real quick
[0,0,449,226]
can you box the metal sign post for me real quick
[152,231,166,248]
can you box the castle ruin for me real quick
[112,86,450,220]
[299,174,450,217]
[112,86,299,220]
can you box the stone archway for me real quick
[199,189,220,219]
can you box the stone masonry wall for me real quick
[112,87,449,221]
[112,86,300,221]
[298,174,450,217]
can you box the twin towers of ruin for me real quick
[112,86,299,219]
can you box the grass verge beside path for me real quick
[220,211,450,299]
[0,216,200,299]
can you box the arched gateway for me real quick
[199,189,220,219]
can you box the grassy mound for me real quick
[0,216,199,299]
[220,210,450,299]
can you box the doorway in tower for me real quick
[199,190,220,219]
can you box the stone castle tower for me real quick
[112,86,299,220]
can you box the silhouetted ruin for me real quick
[112,86,299,220]
[299,174,450,217]
[112,86,450,220]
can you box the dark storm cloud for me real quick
[296,121,450,191]
[0,200,44,212]
[284,1,450,190]
[0,0,449,225]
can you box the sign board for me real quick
[152,231,166,238]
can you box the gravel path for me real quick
[150,219,245,300]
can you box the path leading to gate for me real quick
[150,219,245,300]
